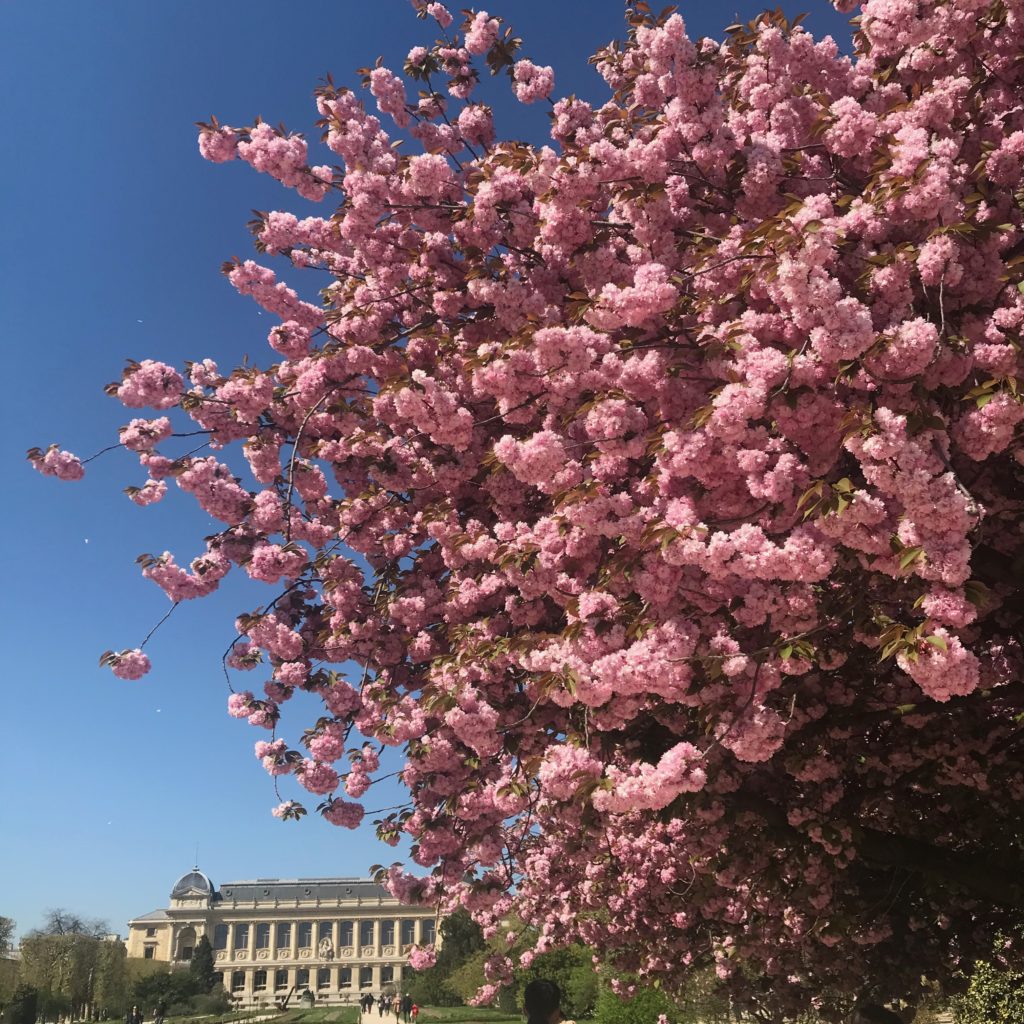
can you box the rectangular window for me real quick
[317,968,331,990]
[297,922,312,947]
[213,971,223,989]
[214,924,229,950]
[143,947,155,960]
[181,945,194,961]
[380,921,395,945]
[381,966,394,986]
[275,969,289,991]
[254,970,267,992]
[318,921,333,943]
[400,920,415,946]
[297,969,309,988]
[422,919,436,944]
[340,967,352,990]
[231,972,245,992]
[359,967,373,989]
[276,923,291,948]
[359,920,374,947]
[234,924,250,950]
[338,920,353,946]
[145,927,156,938]
[255,924,271,949]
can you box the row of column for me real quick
[225,964,403,1000]
[217,918,433,957]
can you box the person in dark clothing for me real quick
[401,994,412,1023]
[523,979,562,1024]
[850,1005,903,1024]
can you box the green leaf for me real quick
[924,634,948,651]
[899,546,924,569]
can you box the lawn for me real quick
[274,1009,361,1024]
[417,1009,520,1023]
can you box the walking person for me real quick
[411,1004,419,1024]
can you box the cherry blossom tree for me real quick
[30,0,1024,1019]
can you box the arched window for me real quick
[338,920,353,945]
[276,923,291,949]
[380,921,395,945]
[233,924,250,951]
[275,969,289,991]
[422,919,436,944]
[254,970,267,992]
[359,967,373,989]
[255,924,271,949]
[400,920,415,946]
[340,967,353,989]
[214,924,229,950]
[359,920,375,947]
[297,922,312,947]
[231,972,245,992]
[176,926,197,961]
[317,968,331,990]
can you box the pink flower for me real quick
[116,360,184,410]
[322,797,365,828]
[110,649,151,681]
[464,11,499,55]
[29,446,85,481]
[511,60,554,104]
[199,126,238,163]
[129,479,167,506]
[297,759,340,795]
[407,945,437,970]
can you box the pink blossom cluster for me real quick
[29,446,84,481]
[116,360,184,410]
[235,122,332,201]
[511,60,554,104]
[110,649,151,680]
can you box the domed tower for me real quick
[171,868,215,905]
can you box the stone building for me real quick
[126,869,437,1007]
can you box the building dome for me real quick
[171,868,214,898]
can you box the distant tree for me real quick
[34,910,107,940]
[434,910,484,973]
[0,921,17,1013]
[93,939,130,1017]
[516,944,598,1020]
[19,932,101,1019]
[130,969,195,1012]
[188,936,216,993]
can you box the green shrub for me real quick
[953,958,1024,1024]
[5,984,38,1024]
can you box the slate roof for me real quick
[217,878,391,902]
[128,909,170,923]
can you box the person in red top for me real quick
[410,1005,419,1022]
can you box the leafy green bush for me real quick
[4,984,38,1024]
[953,958,1024,1024]
[593,985,676,1024]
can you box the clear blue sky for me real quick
[1,0,852,941]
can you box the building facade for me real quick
[126,870,437,1007]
